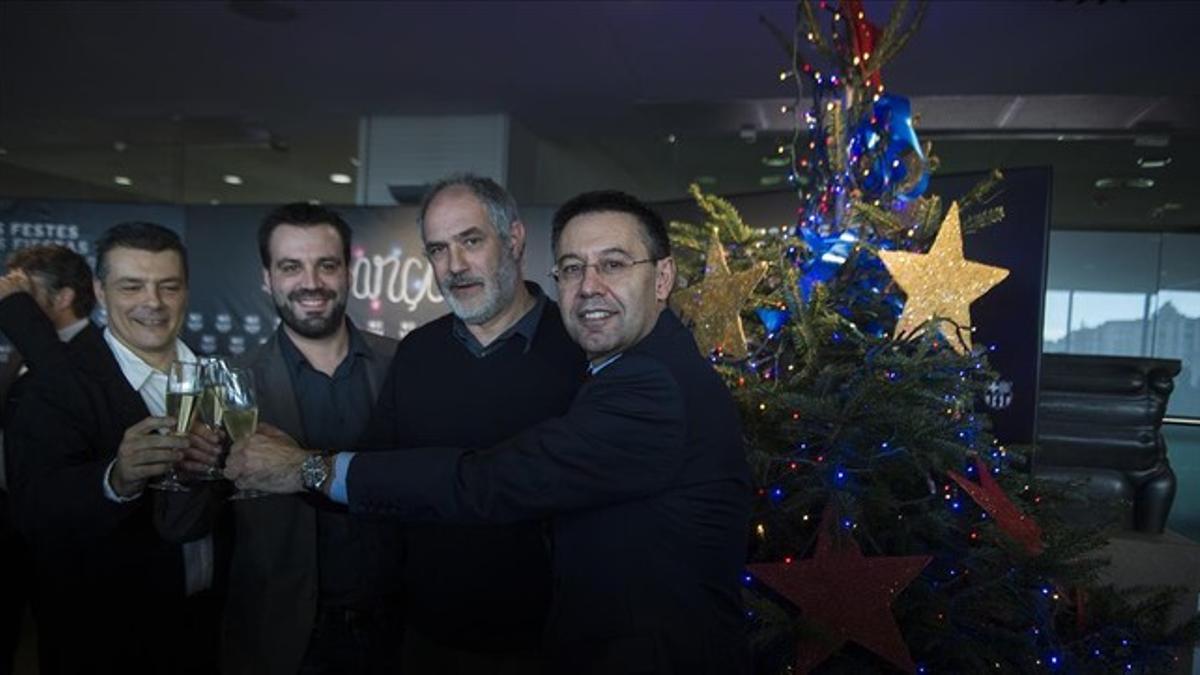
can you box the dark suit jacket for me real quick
[6,326,194,675]
[1,293,74,543]
[0,292,67,431]
[160,326,399,675]
[348,310,752,675]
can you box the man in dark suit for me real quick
[0,246,98,675]
[6,223,218,675]
[228,191,753,675]
[0,246,98,425]
[167,203,404,675]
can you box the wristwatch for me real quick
[300,454,331,493]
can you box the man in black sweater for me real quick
[357,174,584,672]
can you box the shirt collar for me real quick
[588,353,622,376]
[58,317,90,343]
[278,318,371,376]
[103,327,196,392]
[451,281,547,357]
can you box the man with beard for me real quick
[166,204,403,675]
[353,174,583,672]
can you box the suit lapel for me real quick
[78,329,152,427]
[360,332,396,401]
[255,332,307,445]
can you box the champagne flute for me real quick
[222,367,262,500]
[151,360,199,492]
[194,357,229,481]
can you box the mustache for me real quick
[445,273,486,289]
[288,289,337,303]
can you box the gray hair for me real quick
[417,173,521,246]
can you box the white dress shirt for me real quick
[100,329,214,596]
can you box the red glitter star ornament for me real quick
[748,507,931,674]
[843,0,882,89]
[948,456,1044,556]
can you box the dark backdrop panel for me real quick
[933,167,1051,446]
[655,167,1051,445]
[183,205,449,356]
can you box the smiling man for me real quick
[228,190,752,674]
[6,222,218,675]
[161,203,403,675]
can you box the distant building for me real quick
[1044,301,1199,417]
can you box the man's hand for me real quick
[110,416,189,497]
[0,270,33,301]
[224,422,310,494]
[179,423,224,474]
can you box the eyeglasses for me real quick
[550,257,657,284]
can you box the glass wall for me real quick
[1044,231,1200,418]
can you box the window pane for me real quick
[1066,291,1151,357]
[1154,234,1200,417]
[1042,290,1070,352]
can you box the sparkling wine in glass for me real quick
[195,357,229,481]
[151,360,199,492]
[222,368,263,500]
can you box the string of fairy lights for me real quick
[663,0,1189,671]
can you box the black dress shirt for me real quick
[278,322,379,608]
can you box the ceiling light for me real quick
[113,176,133,186]
[209,198,221,206]
[1133,135,1169,148]
[223,174,243,186]
[665,134,677,144]
[0,147,7,156]
[1137,157,1172,169]
[1150,202,1183,219]
[349,157,361,167]
[329,173,352,185]
[694,175,717,186]
[762,156,790,168]
[760,175,785,187]
[1125,177,1155,189]
[113,141,127,152]
[1093,178,1119,190]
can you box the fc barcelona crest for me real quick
[985,380,1013,410]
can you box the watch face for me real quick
[303,455,329,490]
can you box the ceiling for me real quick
[1,0,1198,230]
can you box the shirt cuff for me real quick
[328,452,354,505]
[102,458,142,503]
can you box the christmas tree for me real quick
[668,1,1198,672]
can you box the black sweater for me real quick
[359,300,584,652]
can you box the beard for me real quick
[440,251,520,326]
[274,288,347,339]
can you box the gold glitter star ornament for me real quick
[877,202,1010,353]
[671,235,767,359]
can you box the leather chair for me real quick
[1034,353,1181,533]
